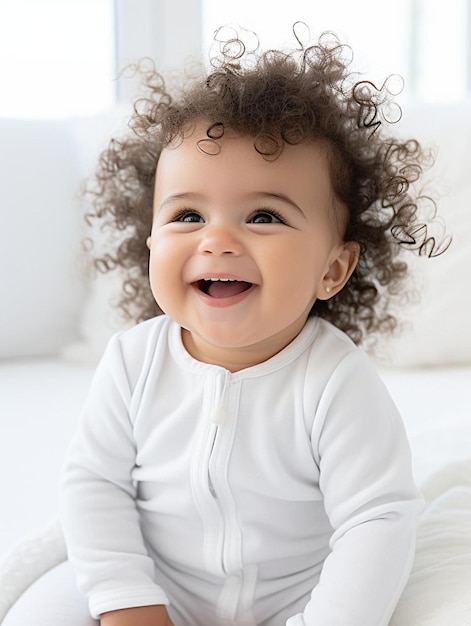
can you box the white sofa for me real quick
[1,102,471,623]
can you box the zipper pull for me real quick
[210,405,227,426]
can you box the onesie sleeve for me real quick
[287,350,423,626]
[59,334,170,619]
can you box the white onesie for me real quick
[60,315,422,625]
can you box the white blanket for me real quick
[1,461,471,624]
[390,460,471,625]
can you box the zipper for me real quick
[207,397,229,569]
[190,371,230,577]
[192,372,257,623]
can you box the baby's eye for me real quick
[172,210,204,223]
[249,209,285,224]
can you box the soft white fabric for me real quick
[0,520,66,623]
[2,561,95,626]
[59,315,421,625]
[390,460,471,625]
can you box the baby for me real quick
[9,26,450,626]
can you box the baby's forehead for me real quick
[157,131,333,201]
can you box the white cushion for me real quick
[0,118,86,358]
[377,102,471,366]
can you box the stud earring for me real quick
[325,286,332,294]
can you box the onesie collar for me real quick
[167,316,322,379]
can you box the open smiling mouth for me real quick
[196,278,253,299]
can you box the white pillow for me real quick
[376,102,471,367]
[0,118,87,359]
[61,107,133,364]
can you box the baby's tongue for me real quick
[208,281,251,298]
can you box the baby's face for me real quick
[147,121,357,371]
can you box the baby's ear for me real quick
[317,241,360,300]
[146,236,152,250]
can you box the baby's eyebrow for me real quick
[157,192,203,213]
[156,191,305,216]
[250,192,305,216]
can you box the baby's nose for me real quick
[198,225,243,256]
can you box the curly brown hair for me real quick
[86,26,450,346]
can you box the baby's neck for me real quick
[180,322,307,372]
